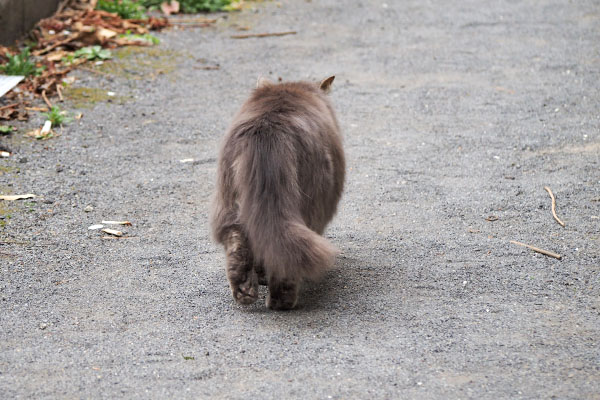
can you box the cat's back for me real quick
[230,81,338,137]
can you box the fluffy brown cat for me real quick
[210,76,345,310]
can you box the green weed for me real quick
[119,32,160,45]
[141,0,232,12]
[74,46,112,61]
[0,126,16,134]
[42,106,72,127]
[96,0,147,19]
[0,48,44,77]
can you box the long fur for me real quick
[211,79,345,283]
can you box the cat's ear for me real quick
[319,76,335,93]
[256,76,273,88]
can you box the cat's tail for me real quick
[235,132,338,282]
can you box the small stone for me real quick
[84,205,94,212]
[39,323,48,330]
[43,199,54,204]
[19,157,28,163]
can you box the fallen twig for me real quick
[194,65,220,70]
[56,84,64,102]
[41,90,53,108]
[170,18,216,24]
[544,186,565,227]
[78,66,111,76]
[101,220,132,226]
[56,0,70,14]
[32,32,83,56]
[231,31,297,39]
[0,240,30,245]
[510,240,562,260]
[0,103,19,111]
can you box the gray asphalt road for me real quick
[1,0,599,398]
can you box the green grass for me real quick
[96,0,147,19]
[42,106,72,127]
[73,46,113,61]
[0,48,44,77]
[119,32,160,45]
[0,126,16,134]
[97,0,233,19]
[141,0,232,12]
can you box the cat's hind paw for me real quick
[232,280,258,305]
[266,280,298,310]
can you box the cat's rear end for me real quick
[210,76,345,310]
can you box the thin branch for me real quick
[41,90,53,109]
[231,31,297,39]
[56,0,70,14]
[56,84,64,102]
[544,186,565,227]
[169,18,216,23]
[32,32,82,56]
[510,240,562,260]
[0,103,18,111]
[78,66,111,76]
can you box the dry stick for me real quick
[231,31,297,39]
[56,0,70,14]
[173,23,214,28]
[544,186,565,227]
[32,32,82,56]
[41,90,53,109]
[0,103,18,111]
[194,65,220,70]
[169,18,217,23]
[56,84,64,102]
[510,240,562,260]
[78,66,111,76]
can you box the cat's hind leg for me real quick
[254,263,268,286]
[224,227,258,305]
[266,278,299,310]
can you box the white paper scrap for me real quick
[0,75,24,98]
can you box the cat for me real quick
[210,76,345,310]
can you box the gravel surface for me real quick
[1,0,599,398]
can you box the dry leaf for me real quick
[95,28,117,42]
[46,50,68,62]
[101,220,132,226]
[26,120,54,140]
[0,194,36,201]
[101,228,123,237]
[161,0,180,15]
[0,107,28,121]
